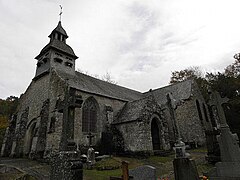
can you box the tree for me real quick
[170,66,203,84]
[0,96,19,150]
[77,69,117,84]
[224,54,240,78]
[170,66,209,98]
[101,72,117,84]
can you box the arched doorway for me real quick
[151,118,161,150]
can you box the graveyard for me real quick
[0,147,213,180]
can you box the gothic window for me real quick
[82,97,98,133]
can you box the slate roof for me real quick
[35,21,77,59]
[114,95,156,124]
[48,21,68,38]
[143,80,193,105]
[56,71,143,101]
[35,39,77,59]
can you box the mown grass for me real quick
[148,155,175,164]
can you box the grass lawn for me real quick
[83,148,214,180]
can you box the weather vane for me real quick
[59,5,63,21]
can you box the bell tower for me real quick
[34,20,78,79]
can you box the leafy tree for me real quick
[170,66,209,99]
[0,96,19,150]
[224,54,240,78]
[170,66,203,84]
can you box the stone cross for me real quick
[166,93,180,140]
[208,91,229,127]
[207,91,240,178]
[87,132,94,147]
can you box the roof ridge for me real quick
[143,79,193,94]
[75,71,142,94]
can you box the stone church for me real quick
[1,21,211,159]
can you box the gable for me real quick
[114,95,161,124]
[143,80,193,105]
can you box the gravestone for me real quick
[129,165,156,180]
[86,132,96,166]
[173,158,200,180]
[87,147,95,165]
[207,91,240,179]
[50,151,83,180]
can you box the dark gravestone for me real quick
[129,165,156,180]
[50,151,82,180]
[173,158,200,180]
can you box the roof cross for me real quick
[59,5,63,21]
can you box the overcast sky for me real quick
[0,0,240,99]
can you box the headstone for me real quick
[173,158,200,180]
[87,147,95,165]
[129,165,156,180]
[50,151,83,180]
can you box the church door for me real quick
[151,118,161,150]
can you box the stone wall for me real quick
[73,91,127,148]
[174,81,209,146]
[9,74,51,157]
[175,98,205,145]
[115,96,170,152]
[44,70,68,156]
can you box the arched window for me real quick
[82,97,98,133]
